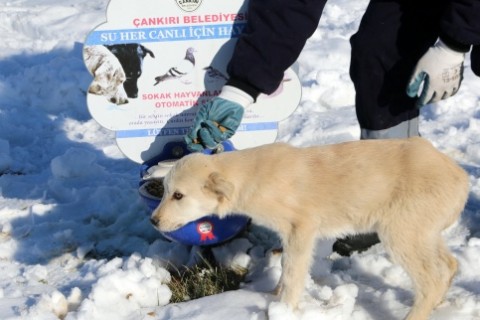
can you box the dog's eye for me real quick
[173,192,183,200]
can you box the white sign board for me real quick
[84,0,301,163]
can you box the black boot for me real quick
[332,233,380,257]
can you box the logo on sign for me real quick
[196,221,216,242]
[175,0,203,12]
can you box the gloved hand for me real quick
[185,85,253,152]
[407,39,466,107]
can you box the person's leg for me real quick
[333,0,446,257]
[350,0,446,136]
[360,117,419,139]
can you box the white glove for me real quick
[406,39,465,107]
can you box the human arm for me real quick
[227,0,327,94]
[406,0,480,107]
[185,0,326,151]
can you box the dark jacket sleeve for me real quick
[472,46,480,76]
[227,0,327,96]
[440,0,480,49]
[439,0,480,76]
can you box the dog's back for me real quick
[300,137,468,229]
[215,137,468,235]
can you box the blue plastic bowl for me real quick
[139,141,249,246]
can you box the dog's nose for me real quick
[150,217,159,226]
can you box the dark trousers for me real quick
[349,0,447,131]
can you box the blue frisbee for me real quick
[139,141,249,246]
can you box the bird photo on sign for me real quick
[154,47,196,85]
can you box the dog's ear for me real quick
[141,45,155,58]
[205,172,234,201]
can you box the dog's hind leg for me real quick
[382,228,451,320]
[277,223,317,309]
[436,236,458,297]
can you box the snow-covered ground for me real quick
[1,0,479,319]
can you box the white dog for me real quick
[150,137,469,320]
[84,45,128,105]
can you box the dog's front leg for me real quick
[277,224,317,309]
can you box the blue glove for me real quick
[185,86,253,152]
[407,39,465,107]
